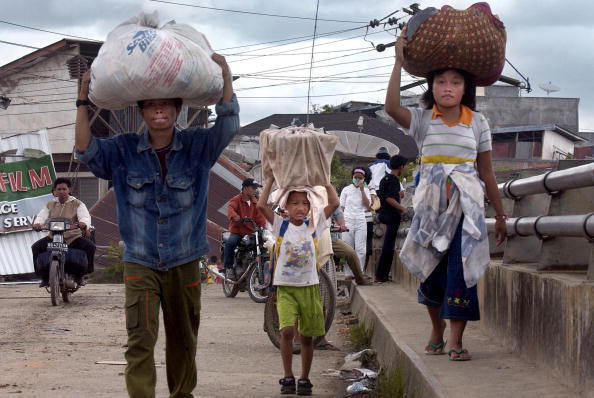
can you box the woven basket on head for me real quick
[403,2,506,86]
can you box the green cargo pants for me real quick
[123,261,201,398]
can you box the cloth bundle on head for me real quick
[89,11,224,109]
[269,186,332,265]
[260,126,338,189]
[403,2,506,86]
[270,186,324,230]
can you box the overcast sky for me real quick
[1,0,593,131]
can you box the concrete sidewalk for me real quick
[351,282,584,398]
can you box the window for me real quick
[70,177,99,208]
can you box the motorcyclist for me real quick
[224,178,266,279]
[31,177,95,287]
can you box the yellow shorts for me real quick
[276,284,325,337]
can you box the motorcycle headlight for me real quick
[49,221,66,231]
[242,235,251,244]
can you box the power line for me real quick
[149,0,367,24]
[228,27,394,58]
[242,49,375,75]
[236,78,390,92]
[0,39,40,50]
[238,72,393,80]
[239,79,395,88]
[239,63,395,80]
[237,88,386,99]
[0,122,76,134]
[9,90,77,99]
[306,0,321,122]
[0,20,101,42]
[229,45,373,66]
[8,99,76,106]
[223,46,371,57]
[236,69,418,92]
[246,55,393,76]
[0,108,73,116]
[1,83,78,95]
[216,26,365,52]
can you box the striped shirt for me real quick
[407,105,492,164]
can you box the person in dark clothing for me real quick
[375,155,408,283]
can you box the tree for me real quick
[311,104,334,114]
[331,154,351,190]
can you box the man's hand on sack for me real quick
[79,70,91,100]
[211,53,231,79]
[232,216,241,222]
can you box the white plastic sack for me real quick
[89,11,224,110]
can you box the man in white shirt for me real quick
[31,178,95,287]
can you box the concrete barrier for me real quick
[350,286,447,398]
[372,253,594,394]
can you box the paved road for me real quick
[0,283,347,397]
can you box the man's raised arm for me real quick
[75,70,92,153]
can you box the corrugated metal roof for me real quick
[0,129,51,162]
[0,230,46,275]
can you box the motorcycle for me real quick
[219,217,272,303]
[37,217,88,306]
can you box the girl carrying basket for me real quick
[385,26,507,361]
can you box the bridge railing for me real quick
[487,161,594,279]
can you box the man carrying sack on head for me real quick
[74,51,238,397]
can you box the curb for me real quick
[350,284,447,398]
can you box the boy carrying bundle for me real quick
[258,179,339,395]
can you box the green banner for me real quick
[0,155,57,202]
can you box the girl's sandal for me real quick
[424,340,446,355]
[448,348,472,361]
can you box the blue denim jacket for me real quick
[75,95,240,270]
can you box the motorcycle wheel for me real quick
[264,267,336,352]
[222,271,240,298]
[49,260,60,306]
[247,265,268,303]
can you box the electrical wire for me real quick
[238,72,393,80]
[0,39,40,51]
[7,99,76,106]
[306,0,321,122]
[245,56,393,76]
[9,91,77,99]
[222,46,371,57]
[216,25,365,52]
[0,122,76,134]
[1,83,78,95]
[237,87,386,99]
[149,0,367,24]
[0,20,100,42]
[0,108,74,116]
[227,27,394,58]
